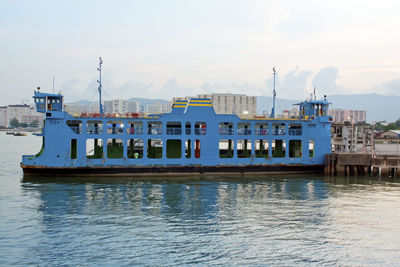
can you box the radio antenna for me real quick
[97,57,103,117]
[270,66,277,118]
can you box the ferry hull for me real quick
[21,163,324,177]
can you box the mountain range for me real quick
[67,94,400,122]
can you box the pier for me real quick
[325,153,400,177]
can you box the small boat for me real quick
[13,132,27,136]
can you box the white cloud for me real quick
[312,67,346,95]
[373,78,400,95]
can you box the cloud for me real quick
[160,77,196,99]
[200,81,263,97]
[373,78,400,95]
[59,78,80,93]
[264,67,313,99]
[117,81,153,97]
[311,66,346,94]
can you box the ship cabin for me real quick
[33,90,63,116]
[297,96,330,120]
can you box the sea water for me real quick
[1,133,400,266]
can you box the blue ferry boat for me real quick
[21,60,332,176]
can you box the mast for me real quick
[313,86,316,101]
[97,57,103,117]
[270,66,276,118]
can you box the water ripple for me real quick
[1,135,400,265]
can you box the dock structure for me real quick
[325,153,400,177]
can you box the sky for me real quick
[0,0,399,105]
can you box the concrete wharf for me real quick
[325,153,400,177]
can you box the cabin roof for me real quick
[33,92,63,98]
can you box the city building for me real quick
[104,99,126,114]
[8,104,32,124]
[89,102,99,114]
[381,130,400,138]
[328,109,366,123]
[128,101,139,113]
[104,99,140,114]
[0,104,44,128]
[145,102,171,114]
[179,93,257,116]
[0,106,8,127]
[373,138,400,155]
[331,122,373,152]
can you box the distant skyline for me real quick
[1,0,399,105]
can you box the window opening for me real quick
[107,121,124,134]
[237,140,252,158]
[70,139,77,159]
[255,140,269,158]
[309,140,315,158]
[195,139,201,158]
[148,121,163,135]
[255,123,268,135]
[219,139,234,158]
[289,140,302,158]
[127,139,143,158]
[127,121,143,135]
[289,123,302,136]
[195,122,207,135]
[107,138,123,158]
[66,120,82,134]
[219,122,233,135]
[86,139,103,158]
[185,139,191,158]
[87,121,103,134]
[185,122,191,135]
[237,123,251,135]
[272,140,286,158]
[167,139,182,158]
[166,122,182,135]
[272,123,285,135]
[147,139,163,158]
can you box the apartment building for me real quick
[331,122,373,152]
[145,103,171,114]
[104,99,140,114]
[328,109,366,123]
[191,93,257,116]
[0,104,44,127]
[0,106,8,127]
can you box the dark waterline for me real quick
[1,134,400,266]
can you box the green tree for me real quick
[9,117,19,128]
[374,120,400,131]
[29,120,39,128]
[384,123,397,131]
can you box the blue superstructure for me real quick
[21,90,332,176]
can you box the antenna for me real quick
[53,76,55,94]
[313,86,316,101]
[97,57,103,117]
[270,66,277,118]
